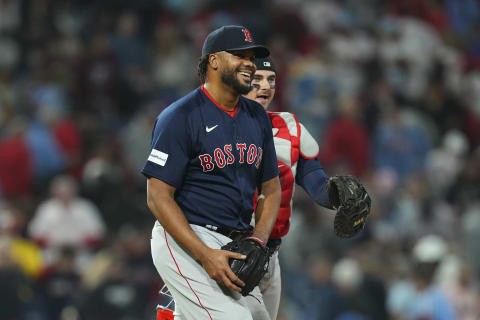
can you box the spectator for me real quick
[0,246,34,320]
[320,94,371,177]
[425,129,469,197]
[387,235,456,320]
[151,18,197,98]
[0,204,44,279]
[331,258,388,320]
[25,119,66,188]
[294,255,342,320]
[27,175,106,265]
[373,107,432,182]
[0,0,21,33]
[110,11,147,70]
[36,246,82,319]
[0,117,33,198]
[80,252,149,320]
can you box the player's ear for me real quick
[209,53,219,70]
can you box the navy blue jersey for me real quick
[142,86,279,230]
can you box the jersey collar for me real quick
[201,85,239,118]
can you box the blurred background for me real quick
[1,0,480,319]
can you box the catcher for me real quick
[242,56,371,320]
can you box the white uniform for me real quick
[247,112,320,320]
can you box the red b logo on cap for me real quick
[242,28,253,42]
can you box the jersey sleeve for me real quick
[299,123,320,159]
[258,110,279,183]
[295,157,332,209]
[141,109,191,188]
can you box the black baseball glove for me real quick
[326,175,371,238]
[221,237,270,296]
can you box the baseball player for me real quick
[143,25,281,320]
[243,57,334,320]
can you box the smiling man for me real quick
[143,26,281,320]
[246,59,277,108]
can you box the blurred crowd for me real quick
[1,0,480,319]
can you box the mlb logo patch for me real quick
[148,149,169,166]
[263,62,271,67]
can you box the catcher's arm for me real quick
[252,176,281,243]
[295,157,333,210]
[146,178,246,292]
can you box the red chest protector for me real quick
[267,112,301,239]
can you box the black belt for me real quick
[194,223,252,240]
[193,223,282,252]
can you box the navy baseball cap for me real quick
[254,57,276,73]
[202,25,270,58]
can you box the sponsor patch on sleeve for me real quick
[148,149,169,166]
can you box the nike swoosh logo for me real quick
[206,125,218,132]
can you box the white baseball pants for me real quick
[151,222,265,320]
[246,251,282,320]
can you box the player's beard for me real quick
[221,67,252,95]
